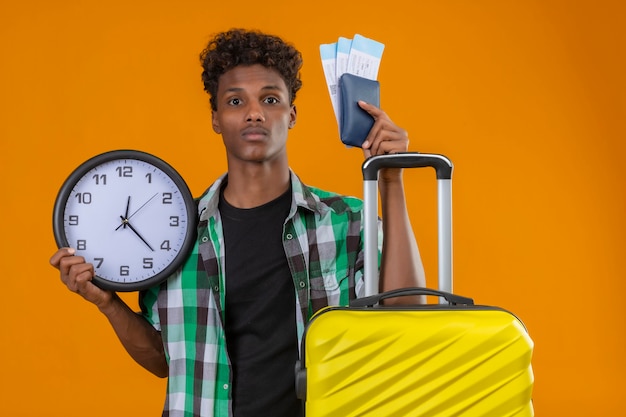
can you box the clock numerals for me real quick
[161,240,171,251]
[120,265,130,276]
[162,192,172,204]
[94,257,104,268]
[145,173,152,183]
[169,216,179,227]
[77,240,86,250]
[68,215,79,226]
[92,174,107,185]
[74,192,92,204]
[116,166,133,178]
[143,258,153,269]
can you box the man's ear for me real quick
[212,111,221,134]
[289,105,297,129]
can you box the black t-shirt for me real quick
[220,186,303,417]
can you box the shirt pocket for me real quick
[309,265,350,306]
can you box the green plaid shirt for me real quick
[140,171,382,417]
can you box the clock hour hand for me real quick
[120,216,155,251]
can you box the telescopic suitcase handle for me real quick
[362,152,454,301]
[362,153,453,181]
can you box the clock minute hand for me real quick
[115,196,133,231]
[116,196,131,230]
[121,216,155,251]
[124,196,130,227]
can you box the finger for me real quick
[361,114,403,153]
[58,254,87,277]
[365,122,395,156]
[58,256,90,289]
[68,263,95,292]
[359,102,383,150]
[361,122,381,151]
[357,100,385,118]
[377,139,408,155]
[49,247,76,269]
[75,271,96,293]
[366,124,409,156]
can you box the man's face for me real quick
[211,64,296,166]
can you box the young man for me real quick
[50,28,425,417]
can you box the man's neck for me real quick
[223,162,290,209]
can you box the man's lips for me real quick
[241,127,268,140]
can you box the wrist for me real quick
[97,292,120,317]
[378,167,403,183]
[378,168,404,187]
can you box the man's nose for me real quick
[246,103,265,122]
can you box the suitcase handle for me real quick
[350,287,474,307]
[362,152,453,180]
[362,152,454,299]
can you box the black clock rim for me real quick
[52,149,198,292]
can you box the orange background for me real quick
[1,0,624,415]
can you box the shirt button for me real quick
[299,281,306,288]
[202,236,208,242]
[223,384,229,390]
[214,286,219,292]
[286,233,293,240]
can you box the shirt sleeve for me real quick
[139,285,161,331]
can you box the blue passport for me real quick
[338,73,380,148]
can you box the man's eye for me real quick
[228,98,241,106]
[264,97,279,104]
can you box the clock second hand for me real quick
[127,192,159,221]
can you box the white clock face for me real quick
[58,154,195,290]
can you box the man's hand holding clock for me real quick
[50,247,112,306]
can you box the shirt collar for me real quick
[197,170,328,224]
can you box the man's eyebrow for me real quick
[223,85,283,93]
[260,85,283,92]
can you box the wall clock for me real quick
[52,150,197,291]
